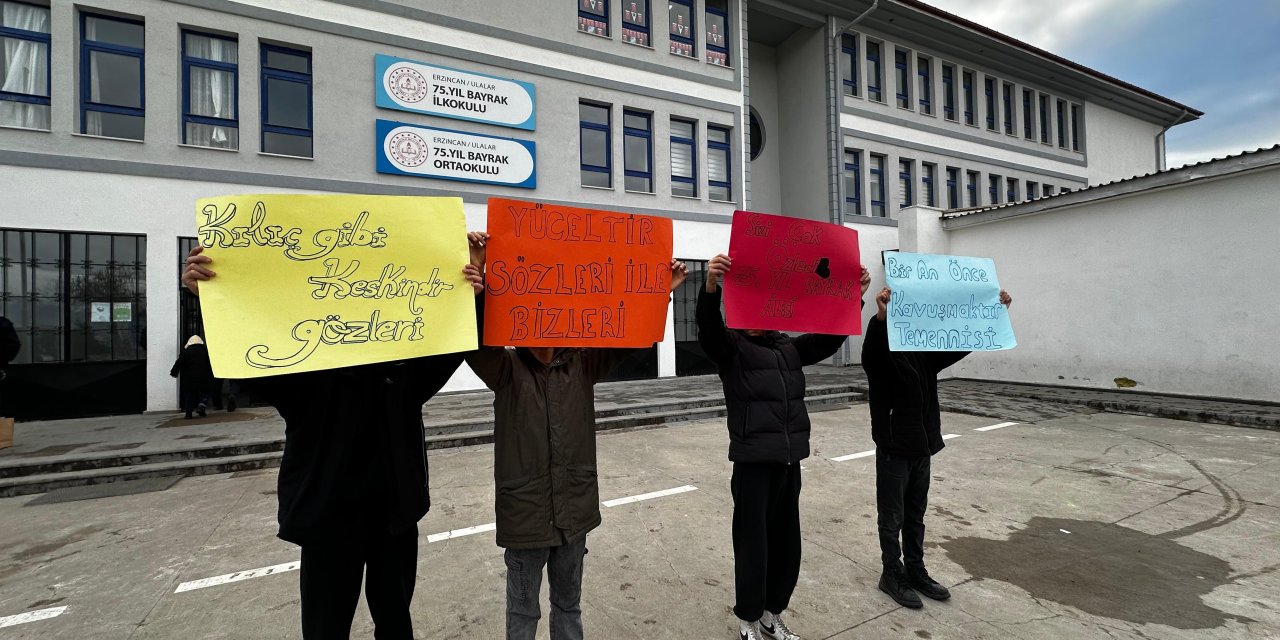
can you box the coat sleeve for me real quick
[464,295,513,391]
[170,353,184,378]
[928,350,971,374]
[582,348,639,383]
[790,299,861,366]
[406,352,465,405]
[696,286,734,366]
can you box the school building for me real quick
[0,0,1200,419]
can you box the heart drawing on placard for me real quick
[815,258,832,279]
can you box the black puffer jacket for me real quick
[861,316,968,457]
[697,286,848,464]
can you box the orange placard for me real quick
[483,198,674,347]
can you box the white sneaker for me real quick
[759,611,801,640]
[738,619,762,640]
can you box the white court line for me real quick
[175,561,300,593]
[602,485,697,508]
[974,421,1020,432]
[831,450,876,462]
[426,522,496,543]
[942,434,962,440]
[0,606,68,629]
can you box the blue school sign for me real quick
[376,119,537,189]
[883,251,1016,352]
[375,54,536,131]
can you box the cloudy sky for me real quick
[925,0,1280,168]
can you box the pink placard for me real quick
[723,210,862,335]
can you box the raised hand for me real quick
[182,245,215,296]
[706,254,731,293]
[1000,289,1012,308]
[875,287,891,321]
[468,231,489,269]
[670,260,689,292]
[860,264,872,296]
[463,263,485,295]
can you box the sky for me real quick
[924,0,1280,168]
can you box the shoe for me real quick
[184,412,193,420]
[197,403,207,417]
[760,610,801,640]
[879,566,923,609]
[737,619,763,640]
[907,567,951,601]
[226,396,237,412]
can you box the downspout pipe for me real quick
[1156,107,1190,171]
[827,0,882,226]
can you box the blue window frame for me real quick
[668,0,695,58]
[984,77,996,130]
[623,109,652,192]
[670,117,697,197]
[707,124,732,201]
[182,31,238,149]
[962,70,975,125]
[989,174,1001,204]
[1023,88,1034,139]
[578,0,609,37]
[80,12,145,140]
[865,41,882,102]
[941,64,955,121]
[260,43,312,158]
[1057,99,1068,148]
[580,101,612,188]
[1006,177,1017,202]
[843,149,862,216]
[0,1,51,129]
[621,0,649,46]
[917,56,931,115]
[869,154,886,217]
[1071,104,1081,151]
[1002,82,1014,134]
[841,34,857,97]
[705,0,729,66]
[966,170,978,207]
[894,49,909,109]
[922,162,936,207]
[898,159,913,209]
[1027,181,1039,200]
[946,167,959,209]
[1039,93,1049,143]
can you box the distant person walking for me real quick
[170,335,214,419]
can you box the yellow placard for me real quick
[195,194,477,378]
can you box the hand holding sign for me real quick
[882,252,1016,351]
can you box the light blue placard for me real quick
[884,252,1016,352]
[375,54,536,130]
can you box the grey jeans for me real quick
[504,536,587,640]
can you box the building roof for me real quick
[940,144,1280,227]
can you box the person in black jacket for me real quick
[861,286,1011,610]
[697,253,870,640]
[0,315,19,416]
[182,244,484,640]
[170,335,214,418]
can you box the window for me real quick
[578,0,608,37]
[962,70,975,125]
[922,162,936,207]
[843,149,862,216]
[707,124,732,201]
[1039,93,1049,143]
[1071,104,1081,151]
[1059,187,1072,194]
[941,64,955,120]
[1006,177,1017,202]
[1043,184,1055,196]
[1002,82,1014,134]
[1057,99,1068,148]
[945,167,959,209]
[841,34,857,97]
[705,0,729,66]
[80,12,145,140]
[917,56,931,115]
[182,31,237,149]
[668,0,694,58]
[622,0,649,46]
[0,1,51,129]
[865,41,882,102]
[623,109,652,192]
[748,108,763,160]
[984,77,996,130]
[1027,181,1039,200]
[989,174,1001,204]
[894,49,909,109]
[260,44,312,157]
[1022,88,1034,139]
[966,170,978,207]
[869,154,886,217]
[898,158,913,209]
[670,117,697,197]
[579,101,611,188]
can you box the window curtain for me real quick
[186,34,236,147]
[0,2,50,129]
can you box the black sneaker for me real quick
[878,566,923,609]
[907,567,951,601]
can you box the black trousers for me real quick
[875,451,931,571]
[731,461,802,622]
[299,524,418,639]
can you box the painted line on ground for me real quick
[974,421,1020,432]
[602,485,698,507]
[0,606,68,629]
[426,522,496,543]
[175,561,300,594]
[831,449,876,462]
[942,434,962,440]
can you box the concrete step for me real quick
[0,452,282,499]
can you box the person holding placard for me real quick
[698,253,871,640]
[182,244,485,640]
[862,286,1011,610]
[464,232,687,640]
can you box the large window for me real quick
[578,0,608,37]
[984,76,996,130]
[1006,177,1018,203]
[1057,99,1068,148]
[894,49,909,109]
[1002,82,1014,135]
[869,154,886,217]
[941,64,955,121]
[621,0,649,46]
[622,109,652,192]
[966,170,978,207]
[670,117,697,197]
[579,101,612,188]
[898,159,913,209]
[707,124,731,201]
[182,31,237,149]
[945,166,959,209]
[843,149,862,216]
[1022,88,1034,139]
[1071,104,1081,151]
[917,55,931,115]
[922,162,936,207]
[81,12,145,140]
[1039,93,1049,143]
[704,0,729,66]
[668,0,694,58]
[989,174,1001,204]
[260,43,312,157]
[1027,181,1039,200]
[0,1,51,129]
[841,34,857,97]
[865,41,882,103]
[962,70,974,125]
